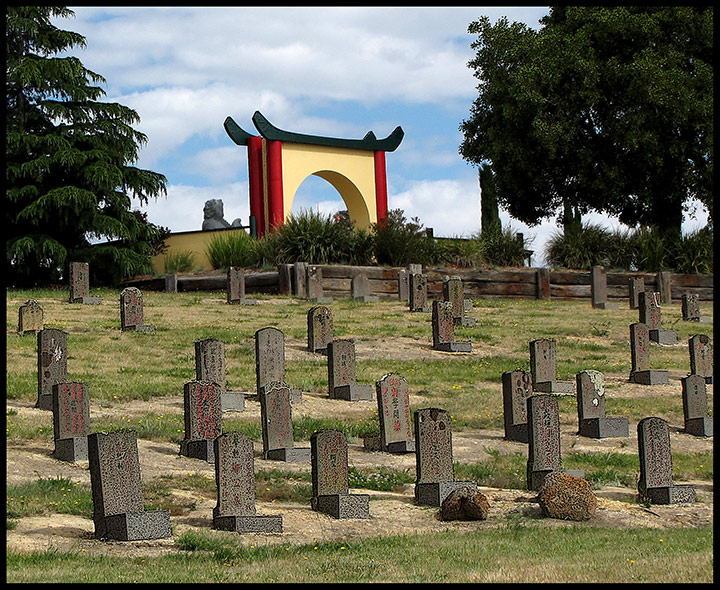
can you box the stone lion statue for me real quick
[202,199,242,230]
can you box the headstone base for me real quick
[684,417,713,437]
[533,380,575,395]
[593,301,620,310]
[73,297,102,305]
[331,384,374,401]
[456,317,476,327]
[99,510,171,541]
[123,324,156,332]
[629,370,669,385]
[53,437,88,462]
[433,341,473,353]
[221,392,246,412]
[415,481,477,507]
[213,514,283,533]
[649,329,677,345]
[410,305,431,313]
[578,417,629,439]
[641,485,696,505]
[528,469,585,492]
[264,447,311,462]
[385,440,416,454]
[36,395,53,411]
[312,494,370,519]
[503,424,528,443]
[179,439,215,463]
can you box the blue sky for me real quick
[53,6,708,266]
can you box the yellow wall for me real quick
[151,228,248,274]
[280,143,377,229]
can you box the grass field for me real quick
[5,284,713,583]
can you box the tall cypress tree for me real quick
[6,6,169,287]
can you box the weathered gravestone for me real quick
[87,430,171,540]
[681,375,713,437]
[37,329,68,411]
[52,382,90,462]
[628,276,644,310]
[526,395,584,491]
[432,300,472,352]
[227,267,258,305]
[443,276,476,327]
[351,273,378,303]
[120,287,155,332]
[575,370,628,438]
[688,334,713,384]
[408,272,431,312]
[591,266,619,310]
[68,262,102,304]
[327,339,373,401]
[307,305,334,354]
[18,299,44,335]
[637,417,696,504]
[195,338,245,411]
[639,291,677,344]
[255,327,302,402]
[179,380,222,463]
[681,293,710,323]
[501,370,532,443]
[374,373,415,453]
[306,265,332,303]
[629,322,669,385]
[414,408,477,506]
[259,382,310,462]
[310,429,370,519]
[212,432,283,533]
[529,339,574,394]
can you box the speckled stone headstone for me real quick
[18,299,44,335]
[408,272,430,312]
[179,380,222,463]
[375,373,415,453]
[307,305,334,354]
[87,430,171,540]
[306,265,332,302]
[591,266,618,309]
[628,277,644,309]
[530,338,574,394]
[310,429,369,519]
[227,266,258,305]
[195,338,226,390]
[36,329,68,410]
[255,327,284,393]
[501,370,531,443]
[327,339,373,401]
[432,300,471,352]
[212,432,283,533]
[576,370,628,438]
[120,287,155,332]
[414,408,476,506]
[68,262,101,304]
[443,276,464,321]
[639,292,676,344]
[351,273,378,302]
[52,382,90,462]
[637,417,695,504]
[681,293,700,321]
[629,323,669,384]
[681,375,713,437]
[259,382,310,462]
[688,334,713,384]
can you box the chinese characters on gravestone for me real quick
[629,322,669,385]
[375,373,415,453]
[529,339,574,394]
[68,262,102,304]
[688,334,713,384]
[259,382,310,462]
[414,407,477,506]
[195,338,244,411]
[637,417,696,505]
[432,300,472,352]
[443,275,475,327]
[18,299,44,335]
[591,266,619,310]
[681,375,713,437]
[255,327,302,402]
[628,276,644,310]
[120,287,155,332]
[179,380,222,463]
[52,382,90,462]
[227,267,257,305]
[639,291,677,344]
[327,339,373,401]
[307,305,334,354]
[575,370,628,438]
[501,370,532,443]
[37,329,68,411]
[408,272,430,312]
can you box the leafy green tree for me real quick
[6,6,170,286]
[478,163,501,237]
[460,6,713,238]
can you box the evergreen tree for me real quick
[6,6,170,287]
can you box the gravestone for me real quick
[443,276,476,327]
[51,382,90,462]
[87,430,171,540]
[639,292,677,344]
[351,273,378,303]
[254,327,302,402]
[575,370,628,438]
[306,265,332,303]
[327,339,373,401]
[212,432,283,533]
[408,272,431,312]
[375,373,415,453]
[227,267,258,305]
[414,408,477,506]
[307,305,334,354]
[68,262,102,304]
[637,417,696,504]
[37,329,68,410]
[120,287,155,332]
[259,382,310,462]
[179,380,222,463]
[688,334,713,384]
[310,429,370,519]
[591,266,619,310]
[529,339,574,394]
[526,395,584,491]
[629,323,669,385]
[397,269,409,302]
[164,273,177,293]
[501,370,532,443]
[432,300,472,352]
[195,338,245,411]
[293,262,308,298]
[681,293,709,323]
[681,375,713,437]
[18,299,44,335]
[628,276,644,309]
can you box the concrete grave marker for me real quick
[52,382,90,462]
[639,291,677,344]
[637,417,696,504]
[443,276,476,327]
[591,266,619,310]
[254,327,302,402]
[681,375,713,437]
[375,373,415,453]
[501,370,532,443]
[414,408,477,506]
[87,430,171,540]
[179,380,222,463]
[432,300,472,352]
[37,329,68,410]
[195,338,245,411]
[227,267,258,305]
[688,334,713,384]
[681,293,710,323]
[307,305,334,354]
[18,299,44,335]
[327,339,373,401]
[351,273,378,302]
[68,262,102,304]
[259,382,310,462]
[306,265,332,303]
[529,338,574,394]
[212,432,283,533]
[408,272,430,312]
[575,370,628,438]
[120,287,155,332]
[628,276,644,309]
[629,323,669,385]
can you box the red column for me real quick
[267,140,284,231]
[374,150,388,226]
[247,136,265,236]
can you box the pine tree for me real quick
[6,6,170,287]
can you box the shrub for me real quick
[372,209,440,266]
[164,249,196,273]
[481,227,531,267]
[545,222,614,270]
[205,230,258,270]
